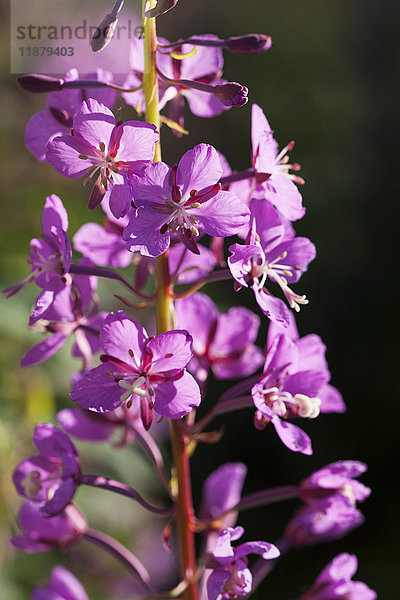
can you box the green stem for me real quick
[142,6,199,600]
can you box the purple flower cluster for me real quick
[286,461,371,546]
[6,5,376,600]
[207,526,279,600]
[13,424,80,516]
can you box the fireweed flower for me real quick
[123,144,250,256]
[250,310,345,454]
[250,103,305,221]
[70,311,201,428]
[11,501,87,553]
[299,553,377,600]
[25,68,116,162]
[206,526,280,600]
[285,495,365,546]
[175,293,263,385]
[266,312,346,414]
[46,99,159,216]
[3,194,71,299]
[228,199,315,327]
[32,565,89,600]
[13,424,80,516]
[300,461,371,509]
[123,35,230,128]
[21,264,106,367]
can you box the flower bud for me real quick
[227,34,272,54]
[213,83,248,107]
[91,13,118,52]
[145,0,179,18]
[17,74,64,93]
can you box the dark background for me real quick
[1,0,399,598]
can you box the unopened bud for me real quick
[227,34,272,54]
[17,74,64,93]
[91,14,118,52]
[145,0,179,18]
[214,82,248,107]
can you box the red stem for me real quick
[171,420,199,600]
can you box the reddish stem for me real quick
[171,420,199,600]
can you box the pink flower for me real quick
[70,311,201,428]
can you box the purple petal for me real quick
[177,144,223,195]
[213,307,260,355]
[123,206,171,257]
[21,332,68,367]
[235,540,280,560]
[317,552,358,585]
[47,134,97,178]
[268,237,316,283]
[25,109,68,162]
[70,363,125,413]
[295,333,328,373]
[147,330,193,373]
[201,463,247,523]
[12,502,87,553]
[73,222,131,268]
[129,161,173,206]
[272,416,313,454]
[264,173,305,221]
[42,194,69,234]
[253,285,291,328]
[108,173,133,219]
[57,407,115,442]
[42,477,77,516]
[212,344,264,380]
[180,36,224,79]
[206,568,230,600]
[249,198,285,252]
[72,99,115,149]
[251,104,276,164]
[263,331,298,376]
[112,120,158,164]
[283,370,327,398]
[267,310,298,350]
[30,283,73,326]
[100,311,148,366]
[13,456,59,502]
[228,243,262,287]
[319,383,346,413]
[152,371,201,419]
[175,293,219,356]
[184,88,228,118]
[33,423,78,458]
[194,190,250,238]
[46,565,89,600]
[213,527,244,565]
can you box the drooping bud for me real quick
[17,74,64,94]
[91,13,119,52]
[213,83,248,107]
[144,0,179,18]
[226,34,272,54]
[91,0,125,52]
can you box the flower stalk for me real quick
[142,4,199,600]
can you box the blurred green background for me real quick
[1,0,399,598]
